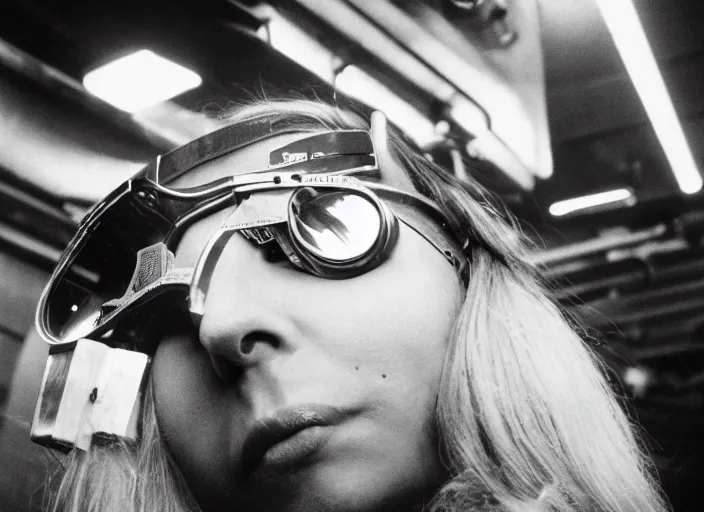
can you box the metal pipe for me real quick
[530,224,669,267]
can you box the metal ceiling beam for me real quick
[0,74,149,201]
[345,0,548,178]
[0,38,179,152]
[530,224,668,267]
[283,0,536,190]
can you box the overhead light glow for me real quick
[595,0,702,194]
[447,96,489,138]
[335,66,436,146]
[260,12,335,83]
[549,189,634,217]
[83,50,202,113]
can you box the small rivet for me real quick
[382,374,387,379]
[273,176,282,184]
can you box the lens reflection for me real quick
[45,188,173,342]
[60,297,103,341]
[293,191,380,262]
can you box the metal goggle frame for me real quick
[31,114,470,451]
[36,122,469,348]
[188,172,469,320]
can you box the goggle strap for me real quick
[391,205,468,282]
[269,131,374,167]
[157,125,374,185]
[156,118,305,185]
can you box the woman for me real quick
[41,100,667,512]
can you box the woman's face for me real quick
[151,133,462,512]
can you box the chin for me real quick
[246,458,440,512]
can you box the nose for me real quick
[196,232,297,376]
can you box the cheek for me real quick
[293,228,460,494]
[281,224,461,445]
[358,275,455,417]
[151,334,243,489]
[313,225,461,376]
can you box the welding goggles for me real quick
[36,113,469,347]
[31,112,470,451]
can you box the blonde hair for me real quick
[45,380,198,512]
[44,99,668,512]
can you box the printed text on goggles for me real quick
[36,114,470,347]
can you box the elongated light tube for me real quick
[595,0,702,194]
[335,66,436,146]
[260,12,335,83]
[549,188,634,217]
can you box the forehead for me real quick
[169,132,310,188]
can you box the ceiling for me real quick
[0,0,704,237]
[537,0,704,240]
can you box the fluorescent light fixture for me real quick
[549,188,634,217]
[83,50,202,113]
[447,96,489,138]
[259,12,336,83]
[465,134,535,190]
[335,65,436,147]
[595,0,702,194]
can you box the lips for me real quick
[240,404,346,475]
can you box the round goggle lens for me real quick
[292,190,381,263]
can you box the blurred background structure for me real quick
[1,0,704,509]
